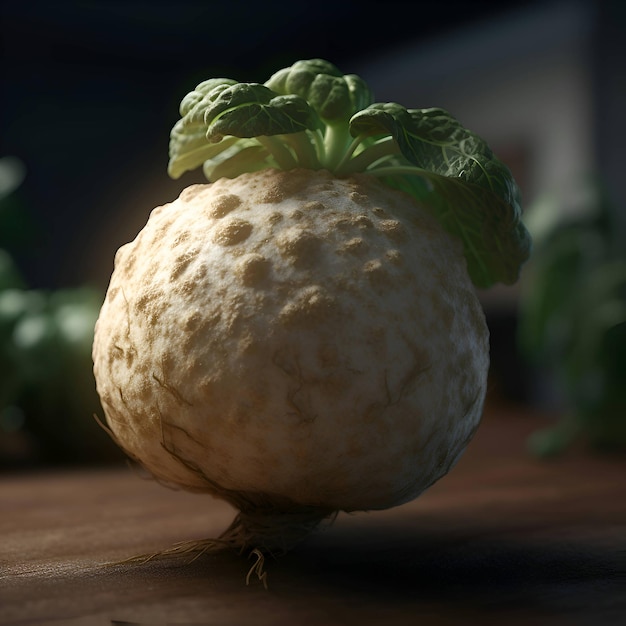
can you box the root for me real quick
[246,549,268,589]
[107,505,338,588]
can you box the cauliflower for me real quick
[92,59,530,573]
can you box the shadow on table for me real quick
[282,523,623,607]
[93,518,623,624]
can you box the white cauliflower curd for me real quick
[92,60,530,568]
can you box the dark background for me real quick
[1,0,542,291]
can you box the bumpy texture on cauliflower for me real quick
[93,168,489,515]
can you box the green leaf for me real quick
[0,157,26,201]
[168,120,239,179]
[202,140,272,181]
[168,80,320,179]
[382,168,531,287]
[179,78,239,120]
[0,249,25,291]
[266,58,373,124]
[351,104,519,208]
[203,84,321,142]
[517,228,595,363]
[349,104,529,286]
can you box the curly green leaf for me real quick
[266,58,372,124]
[167,59,531,287]
[377,166,531,287]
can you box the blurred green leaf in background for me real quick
[0,156,121,467]
[518,175,626,456]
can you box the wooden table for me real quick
[2,406,625,626]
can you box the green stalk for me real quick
[309,129,327,166]
[339,137,400,175]
[365,164,425,178]
[280,132,321,170]
[333,134,367,174]
[256,136,298,170]
[322,123,353,171]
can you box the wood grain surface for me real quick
[2,406,625,626]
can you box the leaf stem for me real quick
[364,164,427,178]
[333,134,367,174]
[309,129,327,166]
[256,136,298,170]
[280,132,321,170]
[340,137,400,175]
[322,123,353,171]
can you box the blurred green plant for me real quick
[518,177,626,456]
[0,157,119,466]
